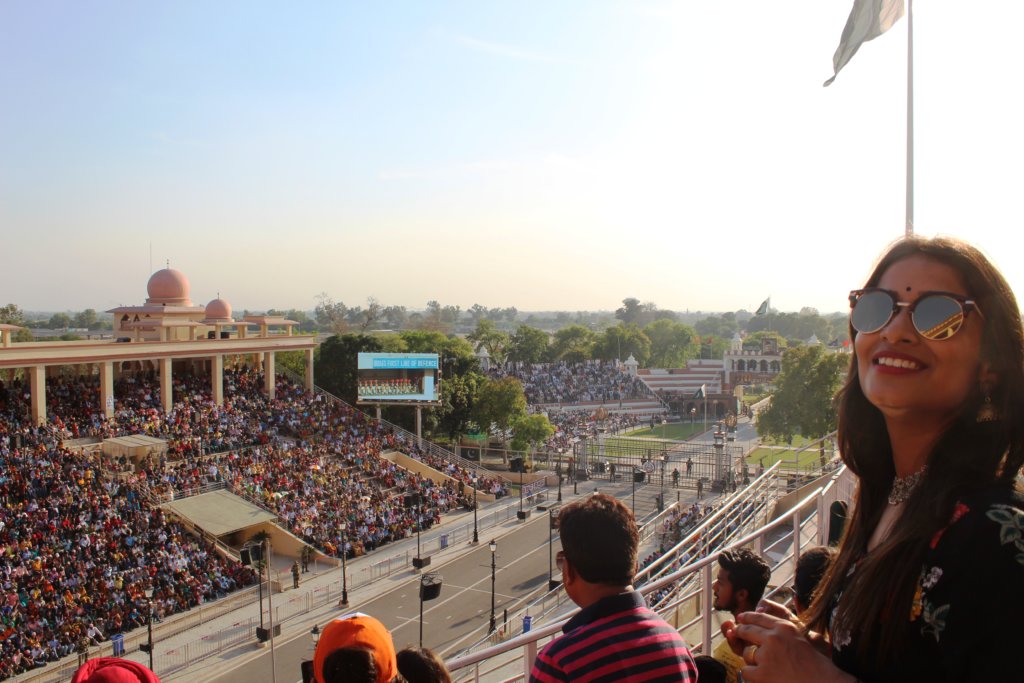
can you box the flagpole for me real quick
[905,0,914,238]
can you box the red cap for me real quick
[71,658,161,683]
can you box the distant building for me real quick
[0,268,317,425]
[723,332,782,386]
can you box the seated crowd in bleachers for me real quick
[488,360,653,405]
[541,409,645,452]
[0,366,508,679]
[0,439,257,679]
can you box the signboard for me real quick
[357,352,439,403]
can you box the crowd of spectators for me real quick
[488,360,653,405]
[0,366,514,680]
[541,409,646,453]
[0,439,256,679]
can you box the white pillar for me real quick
[304,348,315,393]
[30,365,46,426]
[264,352,275,400]
[99,362,115,419]
[159,357,173,413]
[211,354,224,406]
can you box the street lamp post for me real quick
[632,466,637,512]
[339,522,349,608]
[143,585,154,671]
[472,476,479,544]
[556,458,563,503]
[488,540,497,633]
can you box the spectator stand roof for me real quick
[164,489,277,536]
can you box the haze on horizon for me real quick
[2,1,1022,315]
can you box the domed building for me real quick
[1,266,315,425]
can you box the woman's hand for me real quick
[733,611,855,683]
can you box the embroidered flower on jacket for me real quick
[920,601,950,642]
[985,504,1024,566]
[921,566,943,590]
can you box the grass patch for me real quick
[747,435,826,470]
[624,422,706,440]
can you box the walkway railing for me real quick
[445,465,855,682]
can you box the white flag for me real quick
[824,0,905,86]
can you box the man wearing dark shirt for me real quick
[530,494,697,683]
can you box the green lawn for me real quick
[624,422,707,440]
[747,435,827,470]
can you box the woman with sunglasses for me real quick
[729,237,1024,682]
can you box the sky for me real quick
[2,1,1022,316]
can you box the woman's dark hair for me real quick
[396,646,452,683]
[803,236,1024,666]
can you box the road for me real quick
[212,507,564,683]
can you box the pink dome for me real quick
[146,268,192,305]
[205,297,232,321]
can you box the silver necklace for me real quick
[888,467,926,505]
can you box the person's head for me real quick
[396,646,452,683]
[793,545,836,615]
[556,493,638,605]
[712,547,771,615]
[313,614,397,683]
[839,236,1024,490]
[692,655,727,683]
[71,658,161,683]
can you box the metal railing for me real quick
[444,465,855,682]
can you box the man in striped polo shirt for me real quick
[530,494,697,683]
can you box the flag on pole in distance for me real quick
[825,0,905,86]
[755,298,770,316]
[693,384,706,400]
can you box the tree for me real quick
[435,371,483,440]
[0,304,31,341]
[615,298,644,325]
[359,297,383,331]
[511,413,555,455]
[550,325,595,362]
[507,325,550,364]
[73,309,97,330]
[0,304,24,325]
[473,376,528,438]
[314,293,349,334]
[399,330,477,376]
[756,345,848,444]
[383,305,408,330]
[466,319,509,365]
[592,324,651,364]
[695,312,739,340]
[420,301,448,332]
[315,334,384,403]
[48,313,72,330]
[644,319,697,368]
[467,304,489,324]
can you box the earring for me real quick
[976,392,999,423]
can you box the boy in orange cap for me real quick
[312,613,397,683]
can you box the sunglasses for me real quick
[849,288,983,341]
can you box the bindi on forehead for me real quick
[906,286,912,292]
